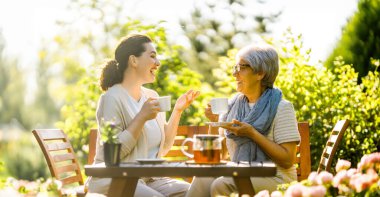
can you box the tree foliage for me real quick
[0,31,61,130]
[325,0,380,80]
[1,134,49,180]
[28,48,61,128]
[0,32,28,128]
[179,0,280,84]
[215,30,380,170]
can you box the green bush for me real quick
[2,133,49,181]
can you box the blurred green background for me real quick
[0,0,379,184]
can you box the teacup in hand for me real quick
[157,96,171,112]
[210,98,228,114]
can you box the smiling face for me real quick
[133,42,160,84]
[233,58,264,96]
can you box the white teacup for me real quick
[210,98,228,114]
[157,96,171,112]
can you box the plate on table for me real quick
[185,160,228,165]
[205,122,233,127]
[136,158,167,164]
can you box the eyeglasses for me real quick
[232,64,251,73]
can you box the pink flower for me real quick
[332,170,349,187]
[336,159,351,172]
[366,168,379,183]
[284,183,304,197]
[358,152,380,172]
[317,171,333,185]
[255,190,270,197]
[337,184,351,195]
[346,168,357,177]
[308,171,319,185]
[349,171,378,193]
[279,152,380,197]
[307,185,327,197]
[271,191,283,197]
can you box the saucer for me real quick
[205,122,232,127]
[136,158,166,164]
[185,160,228,165]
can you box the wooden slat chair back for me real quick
[296,122,311,181]
[32,129,85,195]
[317,119,350,173]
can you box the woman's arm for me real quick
[163,90,200,151]
[127,97,160,139]
[222,120,297,168]
[248,125,297,168]
[98,94,160,158]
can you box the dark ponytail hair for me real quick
[100,34,153,91]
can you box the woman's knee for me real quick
[210,177,236,196]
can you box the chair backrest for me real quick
[163,126,210,160]
[88,128,98,165]
[317,119,350,173]
[32,129,84,187]
[296,122,311,181]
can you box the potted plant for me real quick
[100,119,121,166]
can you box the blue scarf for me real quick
[224,88,282,162]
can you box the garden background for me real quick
[0,0,379,191]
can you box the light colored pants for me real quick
[185,176,283,197]
[136,177,190,197]
[88,177,189,197]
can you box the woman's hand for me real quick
[173,90,200,112]
[137,97,160,121]
[205,103,219,122]
[221,119,255,138]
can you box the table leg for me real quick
[233,177,255,196]
[108,177,139,197]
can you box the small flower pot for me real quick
[103,143,121,166]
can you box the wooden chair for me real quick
[296,122,311,181]
[317,119,350,173]
[88,128,98,165]
[32,129,86,196]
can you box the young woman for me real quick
[87,34,199,197]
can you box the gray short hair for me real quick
[236,44,279,88]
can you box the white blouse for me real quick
[124,88,161,158]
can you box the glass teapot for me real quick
[181,134,224,163]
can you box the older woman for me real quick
[186,44,300,196]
